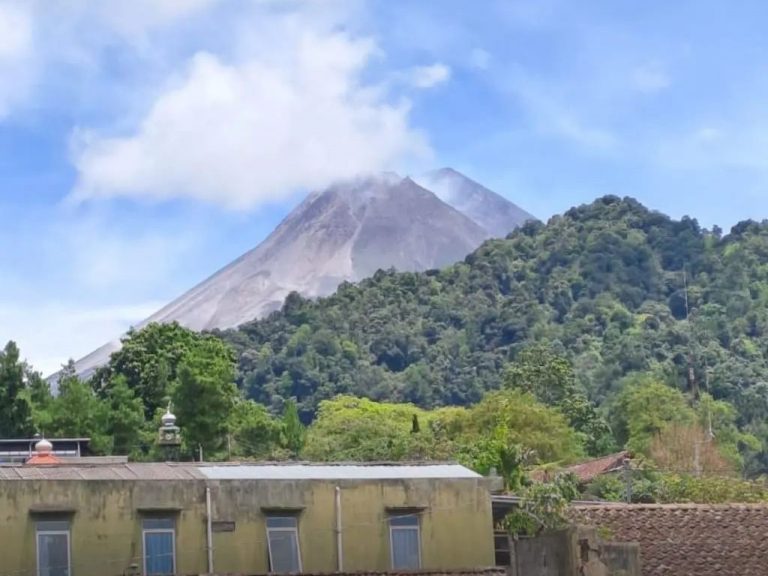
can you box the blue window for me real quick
[266,516,301,573]
[143,518,175,575]
[389,514,421,570]
[37,520,71,576]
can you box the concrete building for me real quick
[0,461,495,576]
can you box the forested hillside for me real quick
[5,194,768,495]
[221,196,768,472]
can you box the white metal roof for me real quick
[198,464,482,480]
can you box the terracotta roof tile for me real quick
[532,451,629,483]
[565,452,629,482]
[571,503,768,576]
[25,454,61,465]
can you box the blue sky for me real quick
[2,0,768,373]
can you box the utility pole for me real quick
[693,441,701,478]
[683,267,699,399]
[199,444,204,463]
[623,458,632,503]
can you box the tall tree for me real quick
[302,396,431,462]
[504,344,614,456]
[172,337,238,459]
[302,392,583,468]
[460,389,584,465]
[228,399,283,459]
[96,322,203,419]
[49,363,111,453]
[504,344,576,405]
[0,341,33,437]
[104,375,145,456]
[611,376,696,454]
[281,398,305,458]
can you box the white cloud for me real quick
[632,62,671,93]
[408,63,452,88]
[0,0,222,121]
[0,0,438,372]
[70,31,431,209]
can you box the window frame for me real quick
[265,515,302,573]
[36,522,71,576]
[388,513,422,570]
[142,518,176,576]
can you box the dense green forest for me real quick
[218,196,768,473]
[4,195,768,502]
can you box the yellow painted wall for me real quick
[0,477,494,575]
[0,480,208,576]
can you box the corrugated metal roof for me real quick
[0,463,204,480]
[198,464,482,480]
[0,462,481,481]
[57,456,129,465]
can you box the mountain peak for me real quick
[431,166,463,178]
[416,167,536,238]
[61,168,537,381]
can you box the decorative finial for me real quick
[35,437,53,455]
[161,403,176,427]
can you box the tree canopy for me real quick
[8,195,768,495]
[219,196,768,474]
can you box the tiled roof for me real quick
[564,451,629,482]
[571,503,768,576]
[531,451,629,483]
[0,461,479,481]
[25,454,61,465]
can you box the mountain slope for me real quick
[221,196,768,475]
[146,173,488,330]
[417,167,535,238]
[68,171,512,377]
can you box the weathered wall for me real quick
[599,543,642,576]
[210,478,494,573]
[509,530,576,576]
[505,527,640,576]
[0,480,208,576]
[197,570,507,576]
[0,477,494,575]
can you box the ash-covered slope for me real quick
[68,172,499,378]
[418,167,535,238]
[144,173,488,330]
